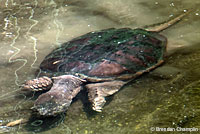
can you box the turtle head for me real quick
[33,75,85,116]
[33,91,72,116]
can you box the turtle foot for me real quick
[86,80,126,112]
[22,76,53,91]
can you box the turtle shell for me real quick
[39,28,167,80]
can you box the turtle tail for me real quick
[145,9,192,32]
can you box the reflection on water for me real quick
[0,0,200,133]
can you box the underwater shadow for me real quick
[76,88,99,118]
[24,112,66,133]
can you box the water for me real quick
[0,0,200,133]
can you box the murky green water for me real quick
[0,0,200,133]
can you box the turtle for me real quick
[22,10,190,116]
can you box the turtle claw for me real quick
[22,76,53,92]
[86,80,126,112]
[92,97,106,112]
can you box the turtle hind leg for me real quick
[22,76,53,92]
[86,80,126,112]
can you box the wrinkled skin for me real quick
[33,75,85,116]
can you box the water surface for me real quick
[0,0,200,133]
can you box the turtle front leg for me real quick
[86,80,126,112]
[33,75,85,116]
[22,76,53,91]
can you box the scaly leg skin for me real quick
[22,76,53,91]
[86,80,126,112]
[33,75,85,116]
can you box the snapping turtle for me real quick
[22,11,189,116]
